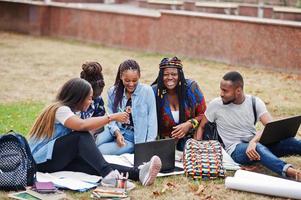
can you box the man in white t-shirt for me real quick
[195,71,301,181]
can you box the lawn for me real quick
[0,31,300,200]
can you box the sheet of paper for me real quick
[52,177,97,191]
[222,148,240,170]
[225,170,301,199]
[36,172,98,191]
[50,171,102,183]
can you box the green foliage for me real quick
[0,101,45,136]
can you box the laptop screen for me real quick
[134,138,176,172]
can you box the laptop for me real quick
[134,138,183,173]
[259,115,301,145]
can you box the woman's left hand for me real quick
[171,121,192,139]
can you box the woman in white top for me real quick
[28,78,161,187]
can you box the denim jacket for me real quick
[107,83,157,143]
[28,122,72,164]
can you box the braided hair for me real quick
[113,59,141,113]
[80,62,105,99]
[152,57,189,138]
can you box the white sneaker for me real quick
[101,170,136,191]
[139,155,162,186]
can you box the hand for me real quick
[246,141,260,161]
[111,112,129,123]
[194,128,202,140]
[125,106,132,114]
[115,132,126,147]
[171,121,191,139]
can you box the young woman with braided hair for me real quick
[152,57,207,151]
[95,59,157,155]
[79,62,107,136]
[80,61,106,119]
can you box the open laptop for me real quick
[259,115,301,145]
[134,138,183,173]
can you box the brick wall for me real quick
[0,1,300,72]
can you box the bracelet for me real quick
[107,114,111,123]
[189,118,199,129]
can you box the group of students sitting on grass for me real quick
[28,57,301,188]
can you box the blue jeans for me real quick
[95,127,134,155]
[231,137,301,177]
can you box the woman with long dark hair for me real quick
[96,59,157,155]
[152,57,206,151]
[29,78,161,187]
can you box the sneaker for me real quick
[101,170,136,191]
[139,155,162,186]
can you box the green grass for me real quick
[0,102,45,135]
[0,31,300,200]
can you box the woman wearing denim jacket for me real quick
[96,59,157,155]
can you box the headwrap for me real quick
[159,57,183,69]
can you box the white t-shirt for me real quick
[171,111,180,124]
[55,106,75,125]
[205,95,268,155]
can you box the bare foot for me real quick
[286,167,301,182]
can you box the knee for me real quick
[75,131,94,141]
[255,143,269,153]
[98,145,114,155]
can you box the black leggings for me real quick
[37,132,139,181]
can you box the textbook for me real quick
[91,186,128,199]
[8,188,66,200]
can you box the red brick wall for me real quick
[274,12,301,20]
[0,1,300,72]
[52,0,103,3]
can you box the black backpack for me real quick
[0,131,36,191]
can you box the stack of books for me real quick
[91,186,130,199]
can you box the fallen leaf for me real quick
[194,184,205,195]
[188,183,199,192]
[152,191,161,197]
[161,184,169,193]
[166,182,176,188]
[203,195,214,200]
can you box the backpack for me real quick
[183,139,225,179]
[0,130,37,191]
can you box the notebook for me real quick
[134,138,183,173]
[259,115,301,145]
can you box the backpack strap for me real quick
[251,96,257,125]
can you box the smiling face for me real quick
[163,67,179,91]
[121,69,140,94]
